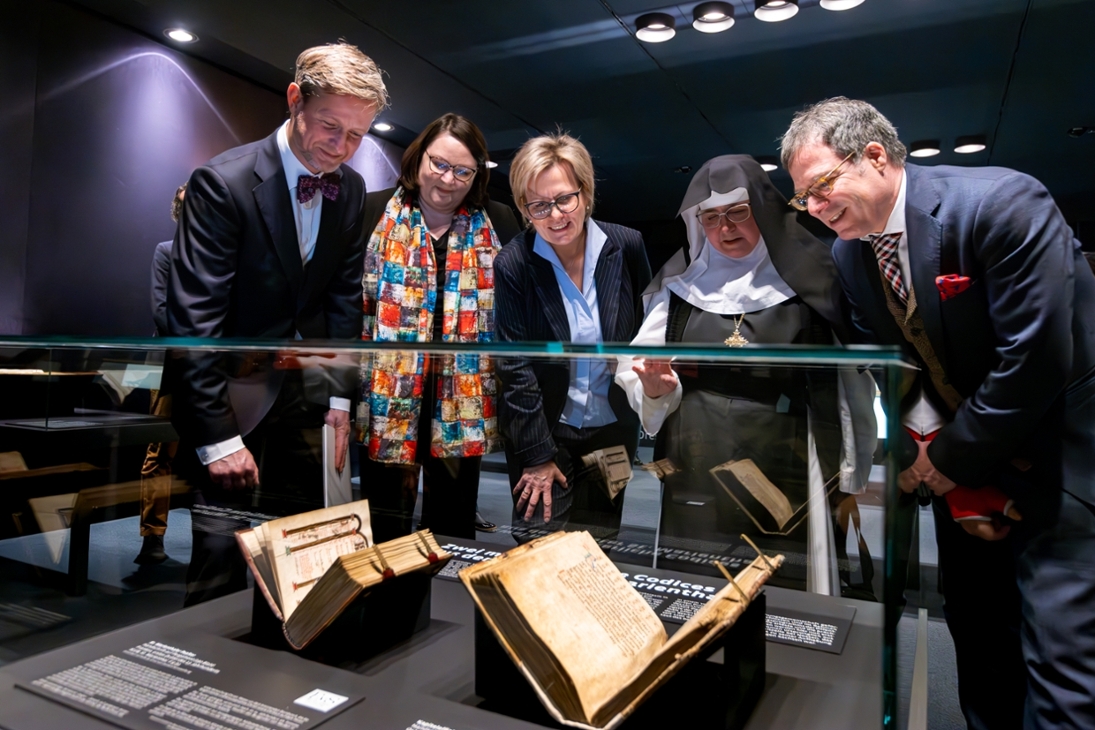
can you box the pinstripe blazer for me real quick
[494,220,653,468]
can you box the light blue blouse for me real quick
[533,220,617,428]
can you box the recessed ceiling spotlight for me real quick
[909,140,941,158]
[754,0,799,22]
[164,28,198,43]
[693,2,735,33]
[954,135,987,154]
[372,122,393,132]
[636,12,677,43]
[820,0,866,10]
[485,161,499,169]
[756,156,779,172]
[1067,126,1094,137]
[674,165,693,174]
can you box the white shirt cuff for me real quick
[329,396,351,412]
[196,436,245,466]
[640,382,683,437]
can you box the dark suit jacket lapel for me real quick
[253,133,304,301]
[525,232,571,342]
[905,165,948,373]
[594,232,622,341]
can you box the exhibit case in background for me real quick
[0,337,915,729]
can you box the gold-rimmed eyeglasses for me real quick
[788,150,856,211]
[697,203,752,230]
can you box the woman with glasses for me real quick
[494,133,652,538]
[616,155,875,589]
[358,113,520,541]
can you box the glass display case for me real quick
[0,336,914,729]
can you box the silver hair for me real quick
[780,97,907,170]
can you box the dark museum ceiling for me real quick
[66,0,1095,227]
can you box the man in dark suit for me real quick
[783,97,1095,730]
[167,43,387,605]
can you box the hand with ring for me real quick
[513,460,568,522]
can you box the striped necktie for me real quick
[869,232,908,306]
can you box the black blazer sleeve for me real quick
[622,226,653,340]
[494,236,560,468]
[166,164,245,446]
[487,199,521,246]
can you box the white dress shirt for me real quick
[276,121,326,265]
[196,123,348,465]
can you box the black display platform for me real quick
[475,592,767,730]
[247,572,433,664]
[0,538,884,729]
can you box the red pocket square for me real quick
[936,274,971,301]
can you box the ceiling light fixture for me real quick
[636,12,677,42]
[909,140,941,158]
[819,0,866,10]
[372,122,393,132]
[692,2,735,33]
[954,135,987,154]
[485,161,499,169]
[754,0,799,22]
[164,28,198,43]
[756,156,779,172]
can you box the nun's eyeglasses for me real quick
[697,204,752,229]
[788,150,856,211]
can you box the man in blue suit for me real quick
[782,98,1095,730]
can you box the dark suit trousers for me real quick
[506,420,637,542]
[359,451,482,542]
[359,365,482,542]
[1014,368,1095,730]
[932,495,1026,730]
[178,373,326,607]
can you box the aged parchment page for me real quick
[493,531,666,722]
[262,500,373,619]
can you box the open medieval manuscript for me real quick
[236,499,450,649]
[460,530,783,730]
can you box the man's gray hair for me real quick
[780,97,907,170]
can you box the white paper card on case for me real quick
[294,688,349,712]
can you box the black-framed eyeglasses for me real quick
[426,152,478,183]
[697,203,752,230]
[524,189,582,220]
[788,150,856,211]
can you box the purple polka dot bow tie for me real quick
[297,173,340,205]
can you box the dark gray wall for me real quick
[0,4,40,334]
[1,0,286,336]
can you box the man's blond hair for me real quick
[294,42,388,109]
[509,133,595,223]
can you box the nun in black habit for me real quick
[615,155,876,592]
